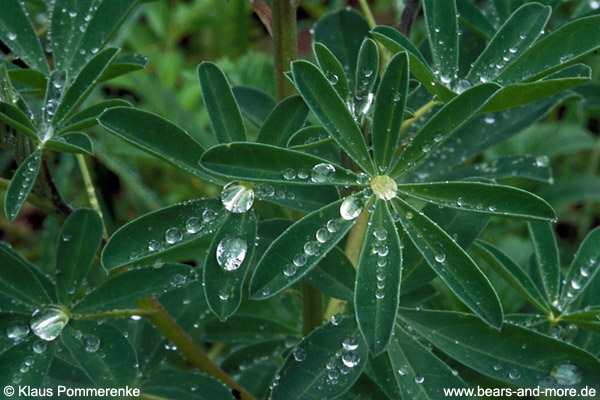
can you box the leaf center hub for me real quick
[370,175,397,200]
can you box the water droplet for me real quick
[202,209,216,222]
[341,351,360,367]
[216,236,248,271]
[129,251,138,261]
[165,228,182,244]
[434,252,446,263]
[316,228,331,243]
[283,264,296,277]
[304,241,319,256]
[373,227,387,241]
[342,335,358,350]
[293,347,306,362]
[32,340,47,353]
[282,168,296,180]
[509,369,521,380]
[297,169,309,180]
[7,32,17,41]
[591,0,600,9]
[311,163,336,183]
[327,219,341,232]
[293,253,307,267]
[186,217,202,233]
[221,182,254,213]
[356,172,370,185]
[148,240,162,252]
[327,73,339,85]
[30,305,69,341]
[493,363,502,371]
[219,289,230,300]
[484,115,495,124]
[62,233,72,242]
[7,321,29,342]
[375,289,385,299]
[414,375,424,384]
[331,313,342,325]
[551,362,582,385]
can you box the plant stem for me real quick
[272,0,298,100]
[301,282,323,336]
[137,297,257,400]
[0,176,65,220]
[38,158,74,218]
[400,100,436,133]
[358,0,377,29]
[397,0,422,37]
[72,309,158,320]
[76,154,109,239]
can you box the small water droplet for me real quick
[186,217,202,233]
[341,351,360,367]
[293,347,306,362]
[414,375,424,384]
[216,236,248,271]
[434,252,446,263]
[165,228,182,244]
[509,369,521,380]
[342,335,358,350]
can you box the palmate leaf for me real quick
[371,52,409,169]
[392,197,503,328]
[314,43,350,101]
[55,208,104,305]
[255,95,308,147]
[396,181,555,221]
[423,0,459,84]
[472,240,550,313]
[388,83,501,178]
[99,53,148,82]
[528,222,561,303]
[198,62,247,143]
[355,199,402,354]
[255,183,340,213]
[466,3,551,84]
[200,142,358,186]
[101,199,226,271]
[4,149,41,223]
[270,316,367,400]
[388,325,469,399]
[0,101,38,140]
[0,0,50,74]
[71,263,196,314]
[61,320,138,388]
[291,60,374,175]
[204,211,257,320]
[560,226,600,308]
[398,308,600,388]
[250,198,356,299]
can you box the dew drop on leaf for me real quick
[165,227,182,244]
[221,182,254,213]
[30,305,69,341]
[6,320,29,342]
[340,198,362,220]
[551,362,582,385]
[216,235,248,271]
[84,335,101,353]
[311,163,336,183]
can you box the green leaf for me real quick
[55,208,103,305]
[256,95,308,146]
[200,142,358,186]
[472,240,550,313]
[528,222,560,303]
[291,60,374,175]
[53,0,141,76]
[392,197,503,328]
[270,316,367,400]
[198,61,247,143]
[466,3,550,83]
[0,335,55,386]
[4,149,41,223]
[287,126,333,150]
[313,8,370,92]
[388,83,501,178]
[6,66,47,92]
[355,200,402,354]
[561,226,600,307]
[101,198,225,271]
[43,71,66,125]
[0,0,50,74]
[53,48,120,123]
[456,0,496,40]
[396,181,555,221]
[250,199,356,299]
[497,15,600,85]
[388,325,468,399]
[232,85,276,127]
[99,53,148,82]
[398,308,600,387]
[371,26,452,100]
[0,101,38,140]
[204,211,257,320]
[44,132,94,155]
[338,374,391,400]
[303,247,356,302]
[220,339,286,371]
[354,38,379,116]
[142,369,234,400]
[423,0,458,82]
[99,107,208,179]
[256,182,340,213]
[436,155,553,183]
[483,65,591,113]
[0,241,52,310]
[372,52,408,169]
[71,263,195,314]
[314,42,350,101]
[61,320,138,387]
[58,99,132,134]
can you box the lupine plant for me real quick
[1,0,600,399]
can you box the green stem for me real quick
[137,297,257,400]
[72,309,158,320]
[301,282,323,336]
[76,154,109,239]
[357,0,377,29]
[400,100,436,133]
[272,0,298,100]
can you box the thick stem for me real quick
[301,282,323,336]
[272,0,298,100]
[397,0,422,37]
[137,297,257,400]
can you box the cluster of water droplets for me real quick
[370,227,390,299]
[7,153,41,221]
[396,363,425,384]
[564,255,599,302]
[280,163,337,184]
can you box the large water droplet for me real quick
[165,227,182,244]
[341,351,360,368]
[216,236,248,271]
[30,305,69,341]
[551,362,582,385]
[342,335,358,350]
[221,182,254,213]
[311,163,335,183]
[340,198,362,220]
[186,217,202,233]
[7,321,29,342]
